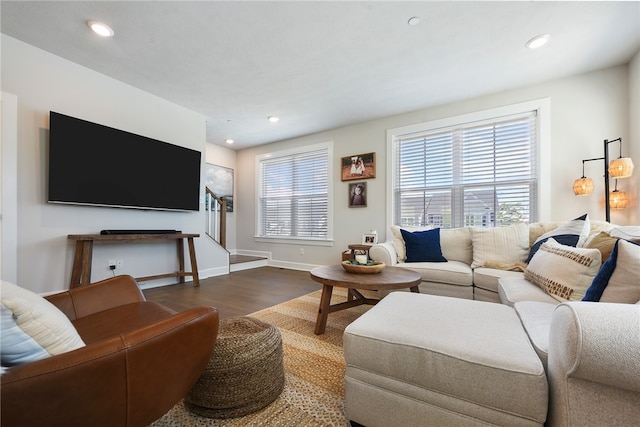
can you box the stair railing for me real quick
[205,187,226,248]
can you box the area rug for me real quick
[152,288,373,426]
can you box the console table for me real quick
[68,233,200,288]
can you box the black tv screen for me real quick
[48,111,201,211]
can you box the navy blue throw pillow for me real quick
[400,228,447,263]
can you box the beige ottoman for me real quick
[185,316,284,418]
[344,292,548,427]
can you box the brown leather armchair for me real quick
[1,275,219,427]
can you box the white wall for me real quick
[1,35,228,294]
[629,50,640,224]
[236,62,638,269]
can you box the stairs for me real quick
[229,254,268,272]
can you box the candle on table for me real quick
[355,254,367,264]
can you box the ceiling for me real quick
[2,1,639,150]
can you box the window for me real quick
[391,108,539,229]
[257,143,332,243]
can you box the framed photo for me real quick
[205,163,234,212]
[348,182,367,208]
[341,152,376,181]
[362,233,378,245]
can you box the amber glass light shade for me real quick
[608,157,634,179]
[573,177,594,196]
[609,190,628,210]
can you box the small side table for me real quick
[343,244,372,261]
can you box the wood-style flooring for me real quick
[143,266,321,319]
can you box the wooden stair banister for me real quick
[205,187,227,248]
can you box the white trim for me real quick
[255,141,334,243]
[386,98,551,233]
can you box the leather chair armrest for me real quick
[1,305,219,427]
[46,275,146,320]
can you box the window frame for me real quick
[386,99,551,232]
[254,141,334,246]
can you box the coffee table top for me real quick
[310,265,421,291]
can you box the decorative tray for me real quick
[341,260,386,274]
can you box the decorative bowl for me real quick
[341,260,385,274]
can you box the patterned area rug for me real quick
[152,288,373,426]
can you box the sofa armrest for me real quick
[369,241,397,266]
[46,275,146,320]
[548,302,640,426]
[1,305,219,427]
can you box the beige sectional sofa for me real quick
[345,218,640,426]
[369,220,614,302]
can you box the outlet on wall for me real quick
[116,259,124,269]
[108,259,116,270]
[299,248,304,255]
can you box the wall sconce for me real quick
[572,137,634,222]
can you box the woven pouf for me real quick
[185,316,285,419]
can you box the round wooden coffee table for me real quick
[310,265,421,335]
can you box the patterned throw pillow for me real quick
[525,238,601,302]
[1,281,85,366]
[583,239,640,303]
[526,214,590,263]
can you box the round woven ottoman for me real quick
[185,316,285,418]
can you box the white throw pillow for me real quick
[1,281,85,367]
[600,240,640,303]
[524,238,601,302]
[470,223,529,269]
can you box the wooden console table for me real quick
[68,233,200,289]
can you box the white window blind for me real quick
[258,146,329,239]
[394,111,538,228]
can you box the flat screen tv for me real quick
[48,111,201,211]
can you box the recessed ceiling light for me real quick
[268,116,280,123]
[225,139,234,144]
[525,34,550,49]
[87,20,114,37]
[408,16,420,26]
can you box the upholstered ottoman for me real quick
[344,292,548,427]
[185,316,284,418]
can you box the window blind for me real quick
[259,147,329,239]
[394,111,538,228]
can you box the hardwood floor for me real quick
[143,266,321,319]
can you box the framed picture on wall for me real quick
[205,163,234,212]
[341,152,376,181]
[348,182,367,208]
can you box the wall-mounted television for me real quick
[48,111,201,212]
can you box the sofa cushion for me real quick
[1,281,85,366]
[498,277,559,307]
[524,238,601,302]
[396,260,472,287]
[514,301,557,369]
[400,228,447,263]
[390,225,433,262]
[527,214,590,263]
[470,223,529,268]
[439,227,473,264]
[473,268,524,293]
[344,293,548,424]
[583,239,640,303]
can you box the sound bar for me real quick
[100,229,181,235]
